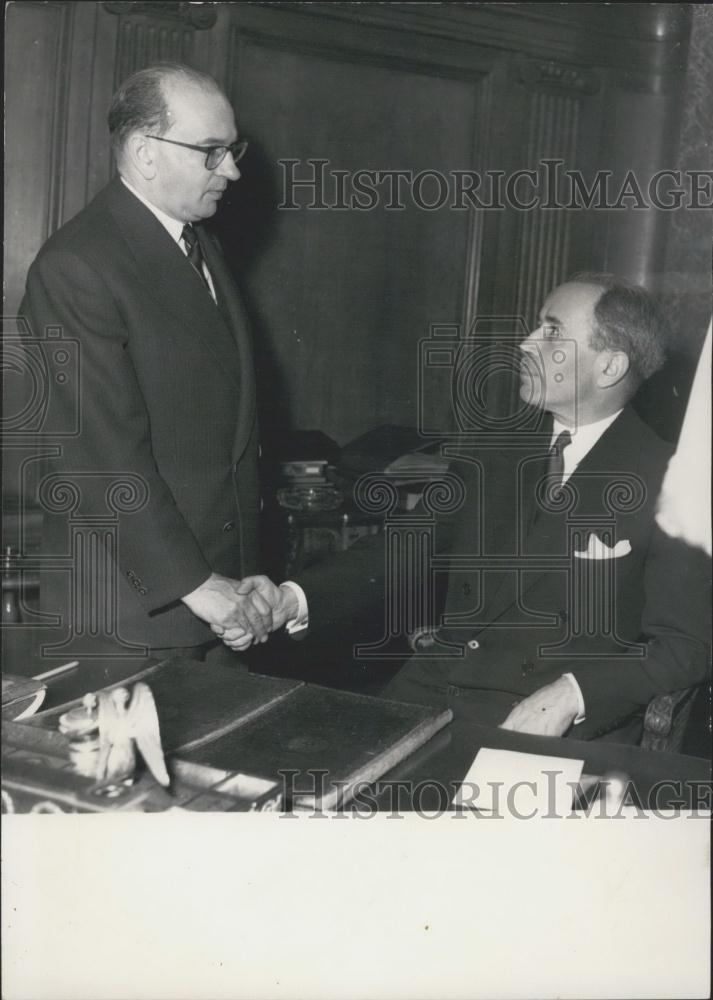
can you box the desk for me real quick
[372,717,711,812]
[4,653,710,813]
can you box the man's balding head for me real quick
[108,63,223,162]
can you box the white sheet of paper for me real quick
[453,747,585,817]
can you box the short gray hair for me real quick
[108,62,222,156]
[568,272,667,383]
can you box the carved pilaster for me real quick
[514,95,579,328]
[103,2,216,83]
[510,59,601,330]
[104,2,217,29]
[515,58,600,96]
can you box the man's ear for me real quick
[598,350,630,388]
[126,133,156,180]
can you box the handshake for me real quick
[182,572,301,651]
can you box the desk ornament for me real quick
[58,683,170,791]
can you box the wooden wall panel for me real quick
[221,30,490,444]
[4,1,73,316]
[4,0,695,452]
[60,4,119,223]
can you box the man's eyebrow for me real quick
[195,134,238,145]
[540,311,562,325]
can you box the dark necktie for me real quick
[181,224,211,292]
[547,429,572,485]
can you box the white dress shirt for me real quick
[120,176,217,302]
[552,410,622,484]
[553,409,623,723]
[281,581,309,634]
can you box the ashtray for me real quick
[276,485,344,512]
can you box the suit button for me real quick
[462,583,472,596]
[139,587,147,596]
[521,658,535,675]
[467,639,480,651]
[222,521,235,532]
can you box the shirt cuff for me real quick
[561,673,586,724]
[280,581,309,634]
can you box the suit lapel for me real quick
[481,408,645,624]
[198,228,257,461]
[570,405,644,481]
[106,178,243,388]
[474,435,551,624]
[492,409,554,545]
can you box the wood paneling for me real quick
[220,25,491,444]
[113,14,194,83]
[514,90,580,327]
[4,1,73,316]
[4,1,695,451]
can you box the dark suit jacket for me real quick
[20,177,259,649]
[300,405,711,737]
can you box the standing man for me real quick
[21,63,279,659]
[226,276,710,742]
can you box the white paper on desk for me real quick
[453,748,584,816]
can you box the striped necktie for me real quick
[181,224,211,292]
[547,429,572,485]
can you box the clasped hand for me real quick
[182,572,295,647]
[210,575,298,651]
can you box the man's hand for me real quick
[213,576,299,650]
[499,676,579,737]
[182,572,273,641]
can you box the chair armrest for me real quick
[641,687,699,752]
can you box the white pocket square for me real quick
[574,534,631,560]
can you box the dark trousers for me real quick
[382,655,518,727]
[382,655,644,745]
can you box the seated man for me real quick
[217,275,711,742]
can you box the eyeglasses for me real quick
[144,135,248,170]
